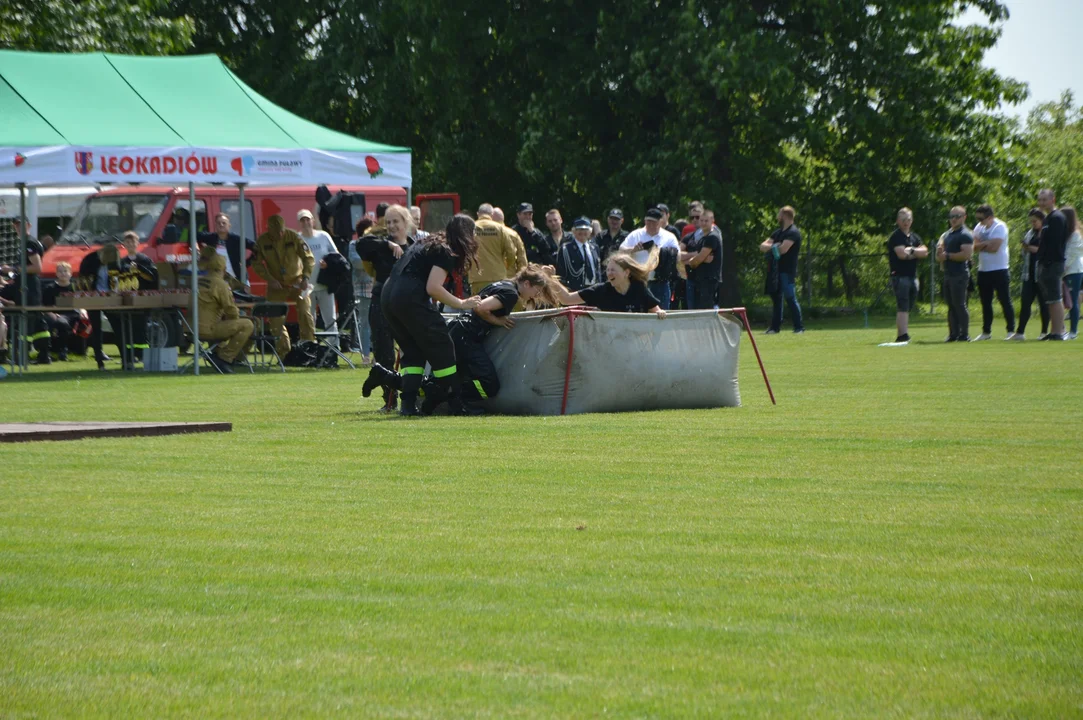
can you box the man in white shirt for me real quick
[297,208,342,347]
[620,207,681,308]
[971,203,1015,340]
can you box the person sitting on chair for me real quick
[197,246,253,374]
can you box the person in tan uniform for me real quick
[471,203,527,289]
[252,214,315,356]
[197,247,254,373]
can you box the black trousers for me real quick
[382,279,459,400]
[45,313,72,355]
[368,288,397,402]
[88,309,106,361]
[1017,278,1049,335]
[450,325,499,401]
[691,279,720,310]
[978,269,1015,334]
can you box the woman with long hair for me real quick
[355,204,411,409]
[362,214,481,416]
[1062,205,1083,339]
[554,248,667,317]
[421,264,564,415]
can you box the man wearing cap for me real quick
[253,214,315,356]
[597,208,628,263]
[297,209,342,348]
[619,208,682,309]
[657,203,680,240]
[556,217,601,291]
[472,203,527,289]
[513,203,557,265]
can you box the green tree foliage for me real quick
[1023,92,1083,206]
[182,1,1023,265]
[0,0,192,55]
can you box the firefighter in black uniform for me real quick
[361,215,481,416]
[421,265,562,415]
[355,206,411,410]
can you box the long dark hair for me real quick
[1062,205,1078,235]
[421,213,478,273]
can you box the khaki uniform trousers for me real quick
[266,286,315,356]
[202,318,254,362]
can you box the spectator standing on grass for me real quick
[298,209,341,349]
[885,207,928,344]
[936,206,974,342]
[3,218,48,362]
[596,208,628,263]
[556,217,601,291]
[971,204,1015,341]
[683,210,722,309]
[681,201,704,239]
[619,207,682,309]
[1012,208,1049,341]
[1061,206,1082,339]
[759,205,805,334]
[472,203,526,289]
[512,203,556,265]
[1035,189,1068,340]
[544,209,573,257]
[657,203,680,240]
[409,206,430,240]
[348,218,375,363]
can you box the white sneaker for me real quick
[1070,332,1079,340]
[1006,333,1025,341]
[972,333,991,341]
[764,329,779,335]
[1037,333,1048,340]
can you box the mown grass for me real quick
[1,316,1081,717]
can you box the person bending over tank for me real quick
[553,248,667,317]
[420,264,564,416]
[361,215,481,416]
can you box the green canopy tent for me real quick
[0,50,411,373]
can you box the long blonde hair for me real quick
[606,247,658,285]
[514,263,563,309]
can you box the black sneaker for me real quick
[895,334,910,344]
[362,363,398,397]
[957,336,970,343]
[210,353,234,373]
[420,380,447,416]
[1042,333,1065,341]
[35,353,52,365]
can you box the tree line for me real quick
[5,0,1081,285]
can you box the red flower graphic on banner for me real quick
[364,156,383,178]
[14,153,25,167]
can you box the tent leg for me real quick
[730,307,775,405]
[237,183,247,287]
[17,183,28,370]
[189,182,200,376]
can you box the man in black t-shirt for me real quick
[682,210,723,309]
[936,206,974,342]
[1036,188,1068,339]
[1,220,49,362]
[885,207,929,344]
[758,205,804,333]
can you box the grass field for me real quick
[2,316,1081,717]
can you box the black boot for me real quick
[420,378,447,415]
[362,363,401,398]
[399,373,422,417]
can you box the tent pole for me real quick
[17,183,27,369]
[237,183,247,287]
[189,182,200,376]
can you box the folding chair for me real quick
[247,302,288,372]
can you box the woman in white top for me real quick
[297,208,342,347]
[1062,206,1083,339]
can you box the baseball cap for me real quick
[645,208,663,221]
[608,208,623,219]
[655,203,670,215]
[297,209,314,221]
[517,202,534,213]
[572,217,592,230]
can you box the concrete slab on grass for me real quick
[0,422,232,443]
